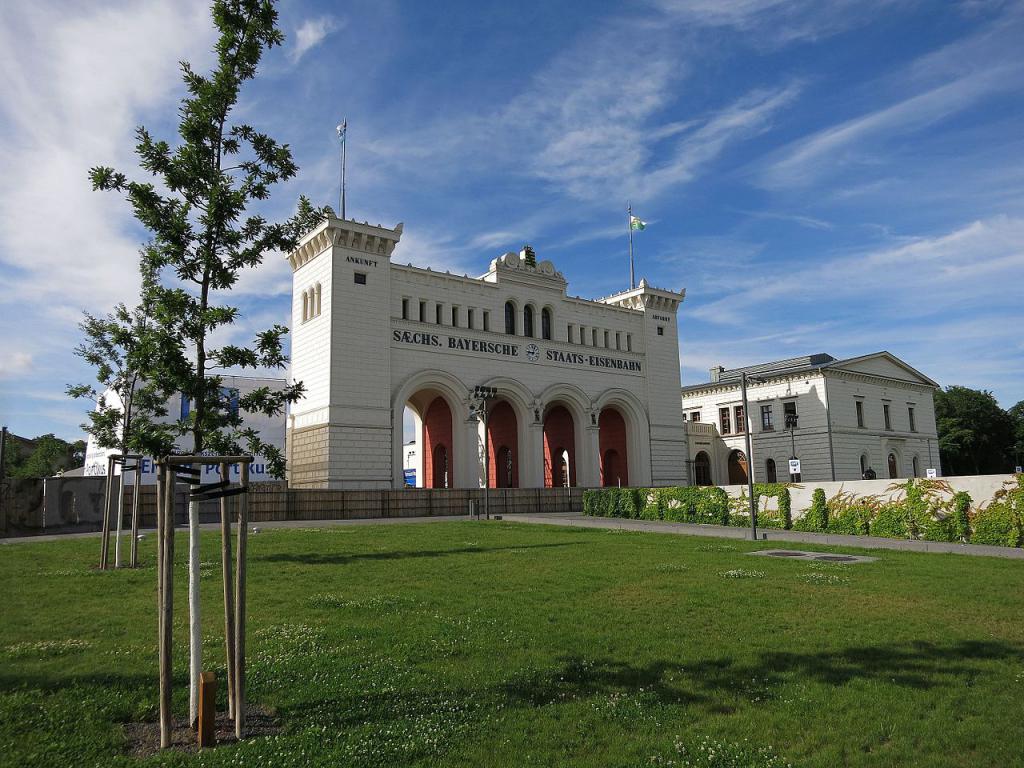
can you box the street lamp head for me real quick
[785,413,799,430]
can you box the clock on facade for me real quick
[526,343,540,362]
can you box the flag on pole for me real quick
[629,214,646,231]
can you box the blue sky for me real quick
[2,0,1024,441]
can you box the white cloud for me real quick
[288,16,343,65]
[0,351,33,380]
[759,67,1021,189]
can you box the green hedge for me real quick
[582,477,1024,548]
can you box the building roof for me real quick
[681,351,938,394]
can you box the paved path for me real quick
[500,513,1024,560]
[5,512,1022,560]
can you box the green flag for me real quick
[629,214,646,231]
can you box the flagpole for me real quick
[337,120,348,220]
[627,202,635,290]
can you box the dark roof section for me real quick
[682,350,938,393]
[715,353,836,384]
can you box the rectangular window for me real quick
[883,403,892,431]
[908,406,916,432]
[734,405,745,433]
[719,407,731,435]
[467,308,475,330]
[657,326,664,336]
[483,310,490,332]
[690,411,700,422]
[567,323,574,343]
[451,306,459,327]
[761,404,773,431]
[220,386,240,418]
[401,298,409,320]
[592,328,598,346]
[783,400,797,429]
[626,334,632,352]
[419,300,426,322]
[435,303,443,325]
[615,332,621,350]
[354,272,367,285]
[603,330,609,347]
[179,394,191,421]
[856,400,865,428]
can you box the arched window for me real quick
[302,291,309,322]
[504,301,515,335]
[314,283,322,316]
[523,305,534,338]
[765,458,777,483]
[860,454,868,476]
[912,455,920,477]
[541,308,552,340]
[888,453,899,479]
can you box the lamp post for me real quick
[785,412,800,482]
[739,372,760,541]
[470,385,498,520]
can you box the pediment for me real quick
[829,352,936,387]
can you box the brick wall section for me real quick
[543,406,577,487]
[487,400,519,488]
[598,407,628,486]
[423,396,453,488]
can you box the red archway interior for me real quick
[487,400,519,488]
[543,405,576,487]
[599,407,629,486]
[423,396,453,488]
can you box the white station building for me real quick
[285,216,688,489]
[680,353,942,485]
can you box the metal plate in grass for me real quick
[750,549,877,563]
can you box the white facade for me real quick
[286,216,687,490]
[680,353,942,485]
[83,375,287,484]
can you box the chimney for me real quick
[710,366,725,383]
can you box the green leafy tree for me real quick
[8,435,80,479]
[67,259,181,462]
[1008,400,1024,471]
[88,0,329,478]
[934,386,1015,475]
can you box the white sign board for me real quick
[926,468,937,479]
[788,459,801,475]
[1015,466,1022,474]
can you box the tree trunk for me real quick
[114,467,125,568]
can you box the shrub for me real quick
[794,488,828,532]
[951,491,971,542]
[920,515,956,542]
[753,483,792,529]
[830,504,872,535]
[619,488,644,519]
[582,489,601,517]
[870,503,910,539]
[641,489,666,520]
[971,502,1022,547]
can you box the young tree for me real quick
[67,259,180,566]
[89,0,328,726]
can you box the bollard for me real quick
[198,671,217,748]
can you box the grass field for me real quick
[2,521,1023,767]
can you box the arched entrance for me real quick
[543,405,576,487]
[599,407,629,487]
[728,449,748,485]
[765,458,777,483]
[888,452,899,479]
[693,451,712,486]
[487,400,519,488]
[423,396,454,488]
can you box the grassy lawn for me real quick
[2,521,1022,767]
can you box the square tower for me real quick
[286,217,403,488]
